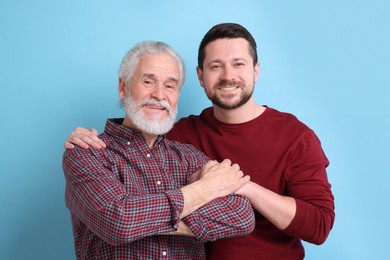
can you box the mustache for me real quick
[141,99,171,112]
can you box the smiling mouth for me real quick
[219,86,239,91]
[145,105,166,111]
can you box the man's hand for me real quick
[197,159,250,200]
[64,127,106,149]
[180,159,250,219]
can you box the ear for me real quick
[118,78,126,99]
[254,62,260,83]
[196,66,205,88]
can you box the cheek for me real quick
[168,92,180,107]
[134,88,152,100]
[202,73,219,87]
[245,70,256,81]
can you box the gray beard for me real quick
[124,96,177,135]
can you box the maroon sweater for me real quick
[167,107,335,260]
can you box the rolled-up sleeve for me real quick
[182,194,255,242]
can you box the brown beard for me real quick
[207,79,254,110]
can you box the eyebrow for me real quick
[232,57,247,62]
[142,73,157,80]
[209,57,247,64]
[167,77,179,85]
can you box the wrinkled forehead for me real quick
[134,54,180,82]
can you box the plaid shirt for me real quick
[63,119,254,260]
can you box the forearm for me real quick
[237,181,296,230]
[182,194,255,242]
[180,180,215,219]
[237,181,334,244]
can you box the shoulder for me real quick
[261,107,323,150]
[267,107,326,151]
[62,146,104,166]
[63,133,111,161]
[265,107,311,133]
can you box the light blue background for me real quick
[1,1,389,259]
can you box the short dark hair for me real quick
[197,23,258,70]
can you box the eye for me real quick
[210,63,222,70]
[234,62,245,67]
[144,79,155,86]
[165,84,177,91]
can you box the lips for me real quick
[145,104,166,110]
[142,99,171,112]
[219,86,239,91]
[216,80,242,91]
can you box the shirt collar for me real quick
[104,118,165,146]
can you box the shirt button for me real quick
[162,251,167,256]
[127,141,130,145]
[157,181,161,185]
[146,153,151,158]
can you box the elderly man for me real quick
[62,41,254,259]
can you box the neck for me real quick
[212,98,266,124]
[122,117,158,148]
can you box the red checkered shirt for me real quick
[63,119,254,259]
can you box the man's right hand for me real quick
[180,159,250,219]
[197,159,250,200]
[64,127,106,149]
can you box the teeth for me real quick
[221,87,237,91]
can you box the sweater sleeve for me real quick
[282,131,335,245]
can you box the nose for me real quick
[221,65,236,81]
[151,84,165,100]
